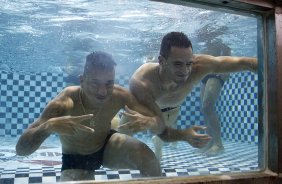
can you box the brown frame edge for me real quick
[60,171,279,184]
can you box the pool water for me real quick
[0,0,260,183]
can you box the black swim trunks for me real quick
[201,74,225,86]
[61,129,117,171]
[161,107,179,112]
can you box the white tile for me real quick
[165,172,178,177]
[14,177,29,184]
[118,174,132,180]
[95,175,108,181]
[42,176,57,183]
[187,172,201,176]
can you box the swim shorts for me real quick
[61,129,117,171]
[161,107,179,112]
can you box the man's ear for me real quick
[158,55,166,65]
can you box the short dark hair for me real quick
[160,32,193,59]
[83,51,116,75]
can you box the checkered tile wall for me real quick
[218,72,258,143]
[0,71,65,136]
[178,72,258,144]
[0,71,258,144]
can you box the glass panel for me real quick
[0,0,261,182]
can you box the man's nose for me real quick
[179,66,189,75]
[97,86,107,96]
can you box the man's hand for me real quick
[184,125,212,148]
[46,114,95,135]
[118,106,154,134]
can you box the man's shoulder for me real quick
[132,63,158,82]
[113,84,126,90]
[193,54,216,62]
[113,85,130,96]
[61,86,79,94]
[55,86,79,102]
[134,63,158,75]
[112,85,133,104]
[143,62,158,69]
[64,85,79,91]
[191,54,218,70]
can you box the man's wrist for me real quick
[150,117,165,134]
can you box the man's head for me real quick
[83,51,116,75]
[159,32,194,84]
[80,51,116,104]
[160,32,192,59]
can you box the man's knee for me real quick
[133,141,157,161]
[201,100,214,115]
[152,135,163,146]
[135,141,154,156]
[136,144,161,176]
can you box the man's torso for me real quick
[139,62,206,109]
[56,86,124,155]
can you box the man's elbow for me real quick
[248,57,258,72]
[16,142,32,156]
[242,57,257,72]
[16,145,26,156]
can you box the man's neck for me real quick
[80,89,102,112]
[158,68,178,91]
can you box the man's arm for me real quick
[16,99,67,156]
[118,86,165,135]
[122,78,211,147]
[16,96,94,156]
[159,126,211,148]
[120,101,209,146]
[128,77,166,135]
[194,54,257,74]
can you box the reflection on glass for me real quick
[0,0,259,182]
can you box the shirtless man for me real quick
[16,51,161,181]
[200,39,231,156]
[120,32,257,161]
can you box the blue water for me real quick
[0,1,260,182]
[0,0,257,78]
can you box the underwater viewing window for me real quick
[0,0,281,183]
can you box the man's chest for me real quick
[155,87,192,108]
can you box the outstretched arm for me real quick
[194,54,257,74]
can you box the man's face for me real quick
[81,67,115,104]
[163,46,193,84]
